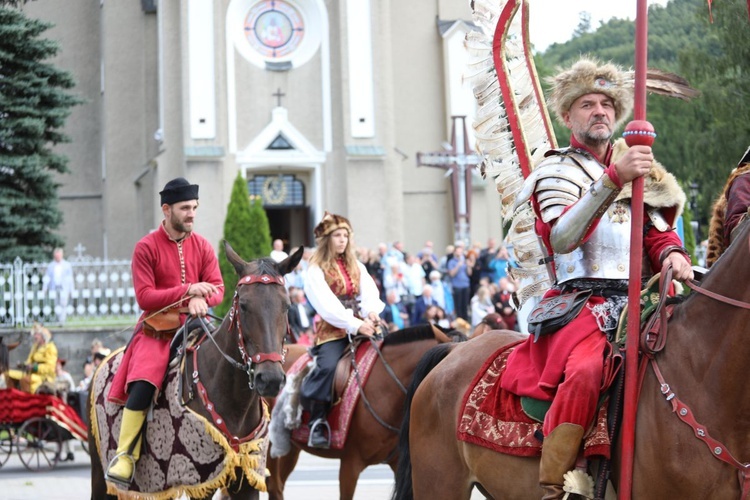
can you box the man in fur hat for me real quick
[105,177,224,488]
[501,58,693,499]
[706,145,750,266]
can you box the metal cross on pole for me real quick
[416,116,481,244]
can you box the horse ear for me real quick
[277,246,304,276]
[223,240,247,276]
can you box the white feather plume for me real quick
[467,0,555,306]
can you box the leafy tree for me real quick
[215,174,272,317]
[573,12,592,37]
[0,6,81,262]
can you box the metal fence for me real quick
[0,256,139,328]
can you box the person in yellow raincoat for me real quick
[6,324,58,393]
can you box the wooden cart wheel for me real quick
[17,417,61,471]
[0,424,12,467]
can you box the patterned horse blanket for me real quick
[91,348,269,500]
[457,343,610,459]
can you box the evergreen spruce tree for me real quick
[0,6,81,262]
[215,174,272,317]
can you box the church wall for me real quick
[14,0,506,263]
[389,0,455,251]
[22,0,106,258]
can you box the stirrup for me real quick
[105,452,136,489]
[307,418,331,448]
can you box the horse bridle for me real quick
[228,273,289,389]
[642,265,750,498]
[187,273,288,391]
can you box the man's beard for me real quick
[171,214,193,234]
[578,120,613,148]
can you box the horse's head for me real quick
[224,241,303,397]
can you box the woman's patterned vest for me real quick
[316,259,361,343]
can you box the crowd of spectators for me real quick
[279,237,522,341]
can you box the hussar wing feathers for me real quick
[467,0,554,306]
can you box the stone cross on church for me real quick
[416,116,481,244]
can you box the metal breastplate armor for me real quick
[554,202,633,283]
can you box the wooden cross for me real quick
[273,88,286,107]
[416,116,480,243]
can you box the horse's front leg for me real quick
[338,452,366,500]
[266,447,301,500]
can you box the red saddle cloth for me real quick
[291,340,380,449]
[456,343,610,459]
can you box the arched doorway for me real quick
[248,173,313,251]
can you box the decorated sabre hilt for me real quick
[623,119,657,147]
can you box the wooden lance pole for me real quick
[619,0,655,497]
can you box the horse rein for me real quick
[685,279,750,309]
[177,273,288,451]
[348,334,408,434]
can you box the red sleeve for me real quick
[724,174,750,242]
[132,239,191,312]
[643,213,690,271]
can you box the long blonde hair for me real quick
[310,230,358,274]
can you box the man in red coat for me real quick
[501,58,693,499]
[105,177,224,488]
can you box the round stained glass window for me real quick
[244,1,305,59]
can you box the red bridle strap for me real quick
[650,358,750,498]
[232,273,287,366]
[237,274,285,287]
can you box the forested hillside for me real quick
[534,0,750,232]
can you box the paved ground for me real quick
[2,441,486,499]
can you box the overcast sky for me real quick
[528,0,672,52]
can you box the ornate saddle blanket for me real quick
[285,340,380,449]
[91,348,269,499]
[457,342,610,459]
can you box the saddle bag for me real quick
[527,290,592,342]
[143,309,181,340]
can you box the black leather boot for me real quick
[307,400,331,449]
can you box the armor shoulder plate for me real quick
[534,154,603,223]
[647,209,670,232]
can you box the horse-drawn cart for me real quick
[0,388,88,472]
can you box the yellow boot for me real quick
[105,408,146,488]
[539,423,585,500]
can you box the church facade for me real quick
[23,0,502,260]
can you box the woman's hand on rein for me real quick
[358,320,376,336]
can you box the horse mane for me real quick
[382,323,465,348]
[248,258,282,277]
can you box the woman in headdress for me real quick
[301,212,385,448]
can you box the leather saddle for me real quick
[330,336,371,404]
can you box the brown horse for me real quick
[89,242,303,500]
[266,324,465,500]
[394,220,750,500]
